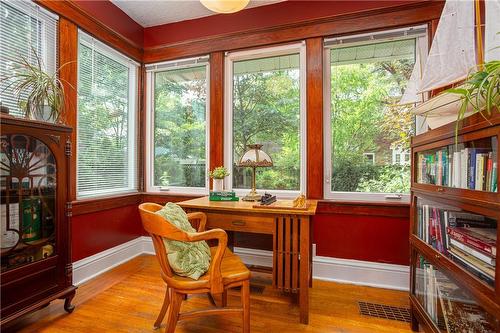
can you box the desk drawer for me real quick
[206,213,274,234]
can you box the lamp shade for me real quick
[238,144,273,167]
[200,0,250,13]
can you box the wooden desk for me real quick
[178,196,317,324]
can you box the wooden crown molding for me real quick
[143,1,444,63]
[35,0,143,62]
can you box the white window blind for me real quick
[0,1,58,116]
[77,31,138,198]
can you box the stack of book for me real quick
[447,226,496,285]
[417,146,498,192]
[417,203,497,286]
[209,191,239,201]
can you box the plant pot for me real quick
[35,105,56,122]
[213,178,224,192]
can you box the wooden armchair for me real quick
[138,203,251,333]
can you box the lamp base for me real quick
[242,192,262,202]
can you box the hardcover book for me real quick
[447,227,497,257]
[448,246,495,279]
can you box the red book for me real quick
[447,227,497,258]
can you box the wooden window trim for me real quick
[43,1,443,212]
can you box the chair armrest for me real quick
[186,228,227,294]
[187,212,207,232]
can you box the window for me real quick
[363,153,375,165]
[225,44,306,196]
[324,27,427,200]
[145,57,209,194]
[0,1,57,117]
[77,32,138,198]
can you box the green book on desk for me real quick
[210,191,236,197]
[209,191,239,201]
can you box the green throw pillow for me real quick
[155,202,211,280]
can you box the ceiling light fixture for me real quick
[200,0,250,14]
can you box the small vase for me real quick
[213,178,224,192]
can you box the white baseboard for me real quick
[312,256,409,291]
[233,246,409,291]
[72,236,152,285]
[73,237,409,291]
[233,247,273,267]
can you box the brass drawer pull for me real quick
[232,220,246,226]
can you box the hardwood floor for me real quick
[3,255,413,333]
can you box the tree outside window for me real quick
[232,53,301,191]
[329,39,416,194]
[153,66,207,188]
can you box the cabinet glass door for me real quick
[414,253,498,332]
[414,196,497,287]
[1,134,57,271]
[414,136,498,192]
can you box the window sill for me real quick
[72,192,141,216]
[320,197,410,207]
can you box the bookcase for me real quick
[0,115,76,325]
[409,111,500,333]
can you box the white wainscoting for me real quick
[73,237,409,291]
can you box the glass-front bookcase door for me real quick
[413,252,499,332]
[413,196,497,288]
[1,134,57,272]
[415,136,498,192]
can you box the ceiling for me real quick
[111,0,284,28]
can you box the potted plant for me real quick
[3,50,67,122]
[209,166,229,192]
[446,60,500,135]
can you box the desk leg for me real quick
[299,216,310,324]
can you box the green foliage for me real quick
[209,166,229,179]
[446,60,500,138]
[232,69,300,190]
[153,66,207,187]
[149,53,414,194]
[329,59,414,194]
[331,158,378,192]
[357,165,411,193]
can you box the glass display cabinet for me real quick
[410,112,500,333]
[0,115,76,325]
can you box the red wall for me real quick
[69,0,413,267]
[71,205,143,262]
[73,0,143,46]
[143,0,426,48]
[313,213,409,265]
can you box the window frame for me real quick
[145,57,211,195]
[76,31,139,199]
[323,26,428,201]
[224,43,307,198]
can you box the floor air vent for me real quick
[358,301,411,323]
